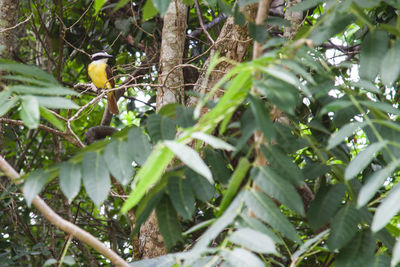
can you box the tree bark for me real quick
[0,0,19,59]
[139,0,187,259]
[187,4,257,107]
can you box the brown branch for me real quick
[0,118,84,148]
[194,0,214,44]
[0,155,130,267]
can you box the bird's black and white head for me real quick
[90,51,113,63]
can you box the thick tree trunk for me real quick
[0,0,19,59]
[139,0,187,259]
[187,4,257,107]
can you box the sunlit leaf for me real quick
[20,95,39,129]
[229,228,277,254]
[59,162,81,202]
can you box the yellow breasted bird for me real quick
[88,52,119,115]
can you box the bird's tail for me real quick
[107,92,119,115]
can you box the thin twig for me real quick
[194,0,214,44]
[0,14,33,33]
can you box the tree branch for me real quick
[0,155,130,267]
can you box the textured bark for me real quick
[156,0,187,109]
[283,0,303,39]
[0,0,19,59]
[187,4,257,107]
[140,0,187,259]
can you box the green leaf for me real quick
[218,158,251,216]
[155,195,182,250]
[152,0,170,15]
[217,0,232,15]
[82,152,110,207]
[319,100,353,115]
[142,0,158,20]
[335,230,375,267]
[40,107,65,131]
[360,31,389,81]
[261,67,310,96]
[244,189,301,243]
[221,248,264,267]
[191,132,235,151]
[229,228,277,254]
[35,96,79,109]
[345,141,387,181]
[113,0,130,11]
[121,145,174,213]
[62,255,75,266]
[361,101,400,117]
[176,106,196,128]
[372,254,391,267]
[307,184,346,231]
[392,239,400,267]
[372,182,400,232]
[43,259,57,266]
[167,176,195,220]
[23,170,52,207]
[248,94,275,141]
[357,160,400,208]
[381,41,400,86]
[327,205,361,250]
[260,145,304,185]
[327,122,367,150]
[59,162,81,202]
[253,167,305,216]
[20,95,39,129]
[248,22,268,43]
[291,229,329,261]
[104,140,134,186]
[0,97,17,117]
[237,215,282,244]
[10,85,78,96]
[193,193,242,250]
[147,114,176,143]
[94,0,107,14]
[0,61,58,84]
[204,148,230,184]
[164,140,213,183]
[289,0,324,12]
[186,168,215,202]
[127,127,152,166]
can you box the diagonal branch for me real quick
[0,155,130,267]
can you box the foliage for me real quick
[3,0,400,266]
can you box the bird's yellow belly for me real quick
[88,63,111,89]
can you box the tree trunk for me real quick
[187,4,257,107]
[0,0,19,59]
[139,0,187,259]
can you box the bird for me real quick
[88,51,119,115]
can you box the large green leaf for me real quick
[248,94,275,141]
[0,61,58,84]
[185,169,215,202]
[121,145,174,213]
[327,121,367,149]
[23,170,52,207]
[167,176,195,220]
[344,141,387,181]
[40,107,65,131]
[104,139,134,186]
[155,195,182,250]
[204,148,230,184]
[307,184,346,231]
[191,132,234,151]
[10,85,78,96]
[165,140,213,183]
[218,158,251,216]
[59,162,81,202]
[360,30,389,81]
[142,0,158,21]
[244,189,301,243]
[392,238,400,267]
[127,127,152,166]
[0,91,17,117]
[237,215,282,244]
[152,0,170,15]
[146,114,176,143]
[289,0,324,12]
[35,96,79,109]
[357,159,400,208]
[335,230,375,267]
[260,145,304,185]
[327,205,361,251]
[229,228,277,254]
[253,166,305,216]
[372,182,400,232]
[20,95,39,129]
[82,152,110,207]
[381,40,400,86]
[220,248,264,267]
